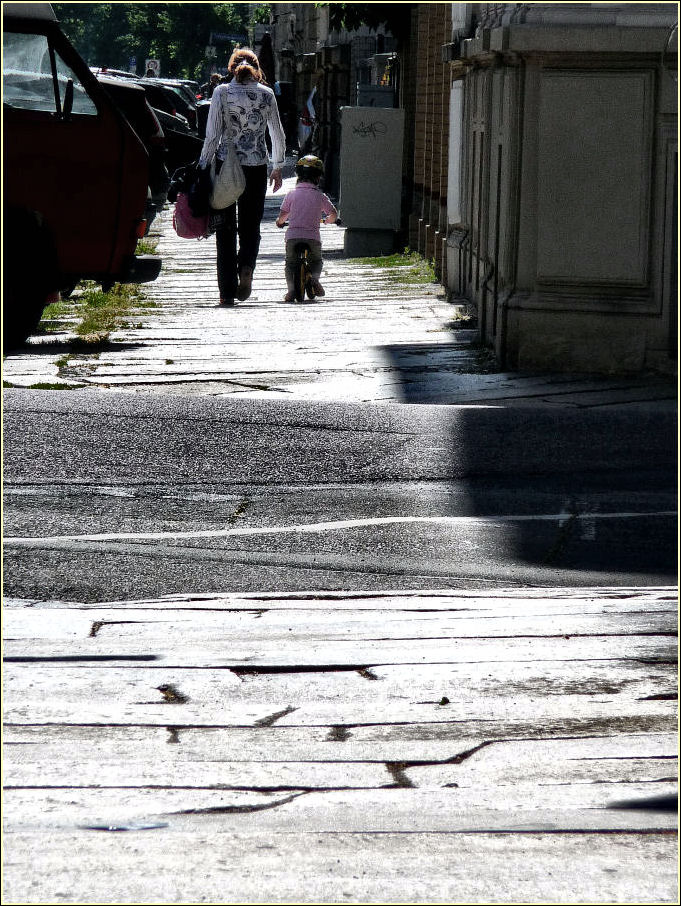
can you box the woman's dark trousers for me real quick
[215,164,268,300]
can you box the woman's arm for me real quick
[267,92,286,191]
[198,86,226,168]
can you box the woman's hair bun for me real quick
[228,49,263,83]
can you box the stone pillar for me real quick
[453,2,678,374]
[409,6,430,250]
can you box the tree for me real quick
[321,2,414,44]
[52,3,256,78]
[52,3,130,67]
[250,5,272,26]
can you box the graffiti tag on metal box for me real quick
[353,120,387,139]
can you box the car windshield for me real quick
[165,85,193,112]
[3,31,96,115]
[174,84,197,107]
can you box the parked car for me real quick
[196,98,211,140]
[96,75,170,232]
[2,2,162,351]
[152,107,203,174]
[181,79,202,100]
[154,78,200,113]
[90,66,138,81]
[138,78,197,131]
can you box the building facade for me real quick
[266,3,398,197]
[441,2,678,373]
[264,3,677,375]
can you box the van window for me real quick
[53,48,97,115]
[3,30,97,116]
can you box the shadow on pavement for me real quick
[608,794,678,813]
[449,402,678,581]
[382,335,677,582]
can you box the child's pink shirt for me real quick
[279,183,338,243]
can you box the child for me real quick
[276,155,338,301]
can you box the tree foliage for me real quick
[321,2,414,43]
[52,3,260,79]
[250,4,272,26]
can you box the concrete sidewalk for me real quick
[3,586,678,904]
[2,174,677,411]
[2,175,677,905]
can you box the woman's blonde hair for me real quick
[228,48,265,84]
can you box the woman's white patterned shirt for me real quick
[199,79,286,170]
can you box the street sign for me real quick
[128,56,137,73]
[210,32,246,44]
[145,59,160,77]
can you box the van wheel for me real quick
[3,206,60,354]
[2,284,48,353]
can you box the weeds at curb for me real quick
[38,282,151,342]
[136,237,160,256]
[354,250,437,285]
[3,381,81,390]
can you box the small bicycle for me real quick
[291,240,316,303]
[280,218,342,303]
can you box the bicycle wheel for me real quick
[295,261,306,302]
[305,271,316,300]
[293,245,307,303]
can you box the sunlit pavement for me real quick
[2,584,678,904]
[2,173,676,410]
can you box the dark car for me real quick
[2,2,161,351]
[90,66,139,81]
[196,98,211,139]
[152,107,203,174]
[138,78,197,131]
[155,78,201,114]
[97,75,170,232]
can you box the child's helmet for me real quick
[295,154,324,178]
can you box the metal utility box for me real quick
[339,106,404,256]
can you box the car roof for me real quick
[97,75,146,93]
[91,67,139,80]
[3,2,57,20]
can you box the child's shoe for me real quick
[310,278,325,297]
[283,291,296,303]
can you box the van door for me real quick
[3,21,148,281]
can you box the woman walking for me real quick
[199,48,286,305]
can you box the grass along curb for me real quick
[352,250,438,285]
[39,282,157,343]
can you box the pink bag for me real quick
[173,192,209,239]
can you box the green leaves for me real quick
[52,2,253,78]
[320,2,414,43]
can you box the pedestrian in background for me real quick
[199,48,286,306]
[276,155,338,302]
[200,72,221,99]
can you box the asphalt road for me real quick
[3,389,676,601]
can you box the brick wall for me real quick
[407,3,452,281]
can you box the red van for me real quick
[2,3,162,351]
